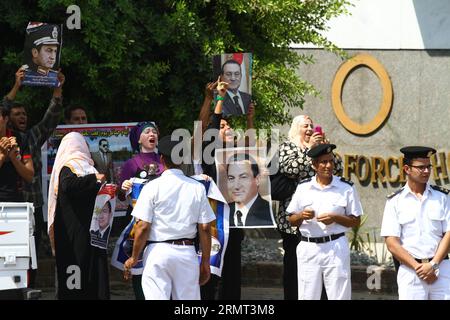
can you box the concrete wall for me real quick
[279,49,450,231]
[293,0,450,50]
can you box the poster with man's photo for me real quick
[22,22,62,87]
[215,147,276,228]
[90,184,117,249]
[42,123,138,220]
[212,52,252,116]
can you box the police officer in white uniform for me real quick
[123,135,216,300]
[381,146,450,300]
[287,144,363,300]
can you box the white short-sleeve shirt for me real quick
[132,169,216,241]
[380,183,450,259]
[286,175,363,237]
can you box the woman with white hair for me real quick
[48,132,108,299]
[272,115,342,300]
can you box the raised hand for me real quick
[15,67,25,88]
[205,81,218,99]
[216,76,228,97]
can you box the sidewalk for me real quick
[31,235,398,300]
[34,259,397,300]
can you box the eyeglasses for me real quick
[409,164,432,172]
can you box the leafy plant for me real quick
[0,0,351,133]
[349,214,368,252]
[349,218,393,266]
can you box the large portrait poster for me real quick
[22,22,62,87]
[212,52,253,116]
[42,123,137,220]
[215,147,275,228]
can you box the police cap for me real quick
[307,143,336,159]
[400,146,436,160]
[28,24,60,47]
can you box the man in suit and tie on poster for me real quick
[227,153,274,227]
[221,60,252,116]
[92,138,114,183]
[90,201,113,248]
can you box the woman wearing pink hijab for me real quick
[48,132,108,299]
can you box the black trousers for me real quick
[218,228,244,300]
[132,275,145,300]
[29,206,46,288]
[280,231,300,300]
[201,274,219,300]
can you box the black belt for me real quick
[148,238,195,246]
[414,255,449,263]
[300,232,345,244]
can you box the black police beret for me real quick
[307,143,336,159]
[400,146,436,159]
[158,135,184,158]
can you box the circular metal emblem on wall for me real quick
[331,54,393,135]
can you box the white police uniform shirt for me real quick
[380,183,450,259]
[132,169,216,241]
[287,175,363,237]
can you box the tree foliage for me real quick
[0,0,350,135]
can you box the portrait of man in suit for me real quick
[92,138,114,183]
[221,59,252,116]
[226,153,274,228]
[90,201,113,247]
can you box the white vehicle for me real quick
[0,202,38,298]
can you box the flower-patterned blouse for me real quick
[276,141,343,234]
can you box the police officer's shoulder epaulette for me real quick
[339,177,354,186]
[431,185,450,195]
[386,187,404,199]
[298,177,312,184]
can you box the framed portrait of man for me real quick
[212,53,253,116]
[22,22,62,87]
[215,147,276,228]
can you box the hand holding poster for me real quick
[22,22,62,87]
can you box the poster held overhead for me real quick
[22,22,62,88]
[212,53,253,116]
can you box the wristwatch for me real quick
[430,261,440,276]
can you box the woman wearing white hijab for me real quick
[48,132,108,299]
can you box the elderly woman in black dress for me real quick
[48,132,108,299]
